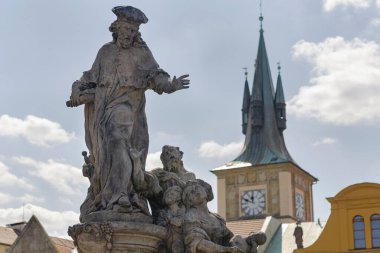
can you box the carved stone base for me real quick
[68,222,166,253]
[81,211,153,223]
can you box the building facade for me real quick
[295,183,380,253]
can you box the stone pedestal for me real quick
[68,222,166,253]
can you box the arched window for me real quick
[371,214,380,248]
[353,215,366,249]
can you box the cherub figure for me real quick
[182,180,266,253]
[157,186,186,253]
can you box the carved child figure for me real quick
[230,233,267,253]
[182,180,243,253]
[157,186,186,253]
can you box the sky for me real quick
[1,0,380,238]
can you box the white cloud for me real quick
[323,0,371,11]
[14,156,87,195]
[289,37,380,125]
[0,162,43,204]
[0,204,79,238]
[313,137,337,146]
[0,161,34,190]
[198,140,242,158]
[0,114,75,147]
[146,151,162,171]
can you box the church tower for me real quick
[212,15,317,223]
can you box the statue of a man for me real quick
[67,6,189,218]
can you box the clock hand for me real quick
[244,198,252,203]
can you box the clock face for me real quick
[241,189,266,216]
[295,192,305,220]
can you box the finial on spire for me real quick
[243,67,248,80]
[259,0,264,31]
[277,62,281,74]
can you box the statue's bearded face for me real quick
[161,146,184,172]
[116,22,138,49]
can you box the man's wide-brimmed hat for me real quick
[112,6,148,24]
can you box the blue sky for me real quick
[1,0,380,237]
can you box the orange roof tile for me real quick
[50,237,75,253]
[0,227,17,245]
[226,219,266,237]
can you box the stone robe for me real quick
[77,42,173,214]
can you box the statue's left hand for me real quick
[172,74,190,91]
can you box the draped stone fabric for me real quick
[75,42,173,216]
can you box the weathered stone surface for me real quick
[81,211,152,224]
[67,5,189,220]
[68,222,166,253]
[181,180,266,253]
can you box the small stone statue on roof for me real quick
[293,220,304,249]
[67,6,189,222]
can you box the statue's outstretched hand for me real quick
[172,74,190,91]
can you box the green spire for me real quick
[233,12,293,166]
[275,63,287,132]
[242,68,250,135]
[275,63,285,104]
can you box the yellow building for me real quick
[295,182,380,253]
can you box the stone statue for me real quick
[293,221,304,249]
[67,6,266,253]
[150,147,266,253]
[67,6,189,220]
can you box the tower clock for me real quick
[241,189,266,216]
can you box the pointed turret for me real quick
[233,15,293,165]
[211,9,318,225]
[242,69,250,135]
[275,64,286,132]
